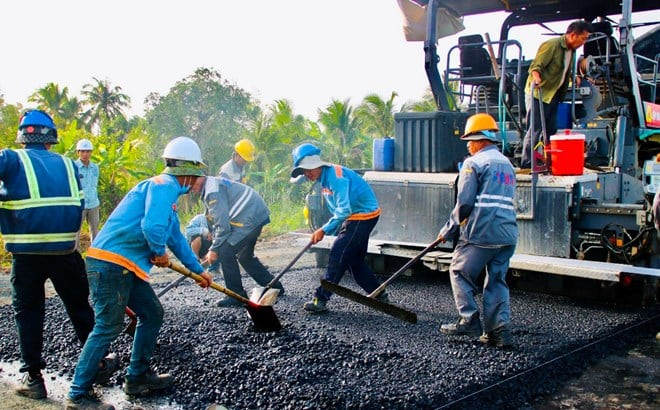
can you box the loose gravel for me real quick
[0,266,657,409]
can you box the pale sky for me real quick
[0,1,655,120]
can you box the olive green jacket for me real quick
[524,34,575,103]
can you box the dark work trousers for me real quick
[217,224,275,297]
[521,92,561,168]
[315,216,381,302]
[10,252,94,375]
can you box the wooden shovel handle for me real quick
[168,261,251,305]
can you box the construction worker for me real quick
[0,110,116,401]
[521,20,592,168]
[202,177,284,307]
[184,211,219,272]
[290,143,384,313]
[66,136,213,409]
[217,138,255,183]
[437,113,518,348]
[74,138,100,244]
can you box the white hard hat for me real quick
[76,139,93,151]
[161,136,206,166]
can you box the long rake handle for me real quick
[168,261,251,305]
[367,237,444,298]
[266,241,313,288]
[156,275,188,298]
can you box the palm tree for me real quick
[81,77,131,131]
[318,99,367,168]
[403,89,438,112]
[28,83,81,126]
[356,92,399,138]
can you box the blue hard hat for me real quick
[16,109,58,144]
[292,143,321,167]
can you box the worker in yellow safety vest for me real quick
[0,110,117,401]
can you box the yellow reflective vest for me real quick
[0,146,83,254]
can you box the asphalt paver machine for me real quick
[307,0,660,302]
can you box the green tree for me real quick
[317,99,368,168]
[144,67,259,172]
[356,92,399,138]
[0,93,21,148]
[81,77,131,131]
[246,99,313,203]
[403,88,438,112]
[28,82,81,127]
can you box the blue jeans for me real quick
[68,258,164,399]
[315,217,381,301]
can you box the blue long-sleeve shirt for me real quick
[87,173,204,281]
[74,159,100,209]
[185,213,211,242]
[319,165,380,234]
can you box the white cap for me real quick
[76,139,93,151]
[290,155,331,178]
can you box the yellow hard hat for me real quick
[235,139,256,162]
[461,113,499,141]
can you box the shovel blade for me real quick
[245,302,282,332]
[249,287,280,306]
[321,279,417,324]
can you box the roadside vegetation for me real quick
[0,67,437,267]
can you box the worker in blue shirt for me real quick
[437,114,518,348]
[0,110,116,402]
[74,138,100,244]
[184,211,220,272]
[66,136,213,409]
[290,143,384,313]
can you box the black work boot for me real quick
[440,315,483,337]
[123,369,173,395]
[65,392,115,410]
[303,297,327,313]
[94,353,119,385]
[14,372,47,399]
[479,325,513,348]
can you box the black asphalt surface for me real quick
[0,267,657,409]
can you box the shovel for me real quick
[321,237,444,324]
[250,240,313,305]
[169,261,282,332]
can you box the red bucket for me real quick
[549,132,585,176]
